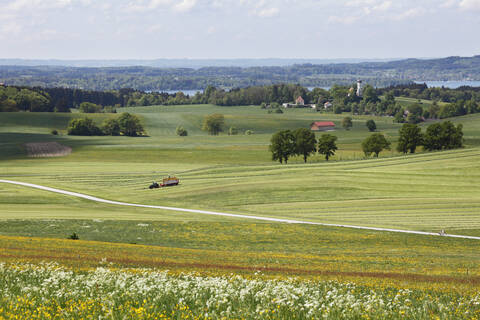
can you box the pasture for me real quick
[1,104,480,318]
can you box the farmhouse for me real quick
[310,121,335,131]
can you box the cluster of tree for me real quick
[269,129,338,164]
[67,113,145,137]
[396,121,464,153]
[378,83,480,104]
[361,121,463,158]
[0,86,50,112]
[0,85,204,113]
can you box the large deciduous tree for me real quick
[397,123,423,154]
[269,130,296,164]
[362,133,391,157]
[293,128,317,163]
[317,134,338,161]
[118,112,145,137]
[202,113,225,135]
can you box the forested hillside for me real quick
[1,55,479,91]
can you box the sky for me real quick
[1,0,480,60]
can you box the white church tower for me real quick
[356,80,363,97]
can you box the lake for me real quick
[414,81,480,88]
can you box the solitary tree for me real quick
[293,128,317,163]
[269,130,296,164]
[202,113,225,135]
[397,123,423,154]
[366,119,376,132]
[342,117,353,130]
[362,133,391,157]
[317,134,338,161]
[118,113,145,136]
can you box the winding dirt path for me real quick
[1,179,479,240]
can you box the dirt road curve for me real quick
[1,179,479,240]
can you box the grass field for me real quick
[1,104,480,318]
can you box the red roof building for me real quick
[310,121,335,131]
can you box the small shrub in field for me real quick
[51,129,58,135]
[176,125,188,136]
[245,130,254,135]
[228,127,238,135]
[68,232,79,240]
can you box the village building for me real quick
[310,121,336,131]
[296,96,305,105]
[356,80,363,97]
[324,102,333,109]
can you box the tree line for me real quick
[2,56,480,91]
[269,120,464,163]
[269,129,338,164]
[2,83,479,123]
[0,86,198,113]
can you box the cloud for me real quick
[254,7,279,17]
[173,0,197,12]
[123,0,197,13]
[393,7,426,20]
[459,0,480,10]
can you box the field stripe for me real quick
[1,179,480,241]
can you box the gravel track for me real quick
[1,179,479,240]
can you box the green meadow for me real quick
[1,104,480,290]
[1,105,480,232]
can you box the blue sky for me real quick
[1,0,479,59]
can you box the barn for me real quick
[310,121,335,131]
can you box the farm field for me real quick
[1,104,480,318]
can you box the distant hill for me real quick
[0,58,394,68]
[0,55,479,91]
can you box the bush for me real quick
[366,120,376,132]
[51,129,58,135]
[342,117,353,130]
[67,118,103,136]
[68,232,79,240]
[79,102,102,113]
[228,127,238,135]
[176,125,188,136]
[102,119,120,136]
[274,108,283,114]
[245,130,254,135]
